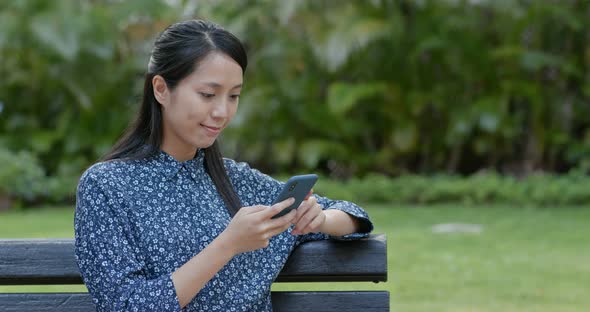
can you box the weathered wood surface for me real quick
[0,234,387,284]
[0,291,390,312]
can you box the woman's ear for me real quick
[152,75,169,107]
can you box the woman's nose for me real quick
[211,99,229,119]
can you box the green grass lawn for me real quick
[1,204,589,311]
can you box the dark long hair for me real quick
[103,20,246,217]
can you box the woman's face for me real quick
[154,52,243,160]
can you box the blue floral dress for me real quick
[74,148,373,311]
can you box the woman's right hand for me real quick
[220,198,297,255]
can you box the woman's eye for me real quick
[199,92,215,98]
[230,94,240,100]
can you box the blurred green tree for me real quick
[1,0,589,195]
[204,0,590,177]
[0,0,177,178]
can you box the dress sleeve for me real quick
[74,168,182,312]
[296,193,374,245]
[223,158,284,206]
[223,159,374,244]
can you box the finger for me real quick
[300,211,326,235]
[294,196,315,221]
[240,205,266,215]
[259,197,295,219]
[293,202,321,233]
[297,194,315,209]
[264,209,297,232]
[304,189,314,200]
[294,196,316,224]
[266,217,296,237]
[261,239,270,248]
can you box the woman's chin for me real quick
[188,131,220,149]
[194,138,217,149]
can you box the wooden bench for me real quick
[0,234,388,311]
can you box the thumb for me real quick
[240,205,267,215]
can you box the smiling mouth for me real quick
[201,124,222,134]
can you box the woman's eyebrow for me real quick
[202,82,243,89]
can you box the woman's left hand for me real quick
[291,194,327,235]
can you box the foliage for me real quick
[0,148,45,202]
[0,147,77,206]
[0,0,178,177]
[5,163,590,208]
[2,1,590,206]
[314,171,590,206]
[203,0,590,176]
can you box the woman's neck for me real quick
[160,140,198,162]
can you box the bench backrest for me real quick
[0,234,388,311]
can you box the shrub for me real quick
[313,172,590,207]
[0,148,79,209]
[0,148,46,208]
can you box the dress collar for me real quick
[152,148,206,179]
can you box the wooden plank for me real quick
[0,291,389,312]
[272,291,390,312]
[0,293,94,312]
[275,234,387,283]
[0,234,386,285]
[0,240,81,285]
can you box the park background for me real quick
[1,0,589,311]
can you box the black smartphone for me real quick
[271,174,318,219]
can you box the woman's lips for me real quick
[202,124,222,135]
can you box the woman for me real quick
[74,19,373,311]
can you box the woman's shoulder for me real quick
[78,158,142,189]
[222,157,266,179]
[222,157,248,172]
[222,157,280,186]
